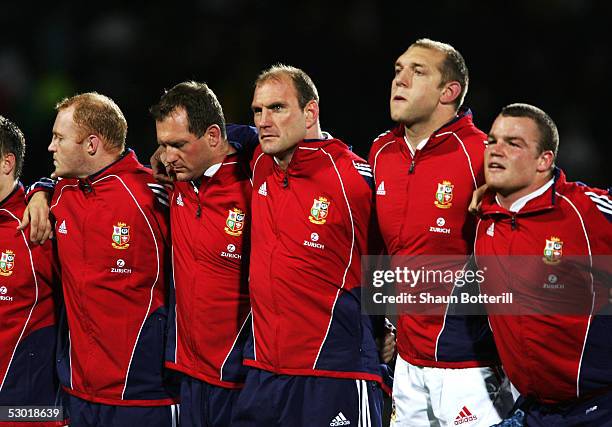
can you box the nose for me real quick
[48,139,56,153]
[486,142,504,159]
[394,69,412,88]
[165,146,179,163]
[258,109,272,128]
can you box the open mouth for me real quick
[392,95,406,101]
[487,162,506,170]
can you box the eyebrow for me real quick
[158,139,188,146]
[251,102,286,111]
[396,59,427,67]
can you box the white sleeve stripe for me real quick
[151,192,169,202]
[373,130,391,142]
[585,191,612,203]
[147,183,166,190]
[595,204,612,215]
[153,191,169,201]
[148,187,169,197]
[156,197,169,207]
[358,171,373,178]
[586,194,612,210]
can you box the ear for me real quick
[0,152,16,176]
[440,81,462,106]
[85,134,102,156]
[205,124,223,148]
[536,150,555,173]
[304,100,320,130]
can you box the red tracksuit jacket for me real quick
[244,137,385,384]
[0,185,65,426]
[475,169,612,404]
[50,150,177,406]
[368,110,498,368]
[165,151,252,388]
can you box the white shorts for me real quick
[390,354,515,427]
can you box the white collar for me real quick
[497,177,555,213]
[203,163,222,177]
[404,135,429,156]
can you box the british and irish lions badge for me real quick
[309,197,330,225]
[0,250,15,276]
[112,222,131,250]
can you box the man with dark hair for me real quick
[369,39,513,425]
[0,116,26,179]
[231,64,392,426]
[497,103,559,156]
[150,81,256,427]
[0,115,66,426]
[475,103,612,426]
[40,92,179,426]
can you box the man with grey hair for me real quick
[232,64,394,426]
[369,39,514,425]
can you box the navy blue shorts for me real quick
[179,375,241,427]
[67,394,179,427]
[231,368,383,426]
[512,390,612,427]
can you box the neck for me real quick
[275,123,324,171]
[81,150,123,178]
[404,108,457,150]
[496,173,553,210]
[0,177,17,203]
[275,147,297,171]
[199,138,236,177]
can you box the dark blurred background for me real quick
[1,0,610,188]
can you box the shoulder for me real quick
[113,167,170,210]
[451,122,487,154]
[557,180,612,224]
[369,126,400,156]
[330,144,374,194]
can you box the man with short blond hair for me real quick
[43,92,179,426]
[369,39,514,425]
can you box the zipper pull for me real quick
[196,204,201,218]
[408,160,416,174]
[282,175,288,188]
[511,215,517,230]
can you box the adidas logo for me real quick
[486,223,495,237]
[329,412,350,426]
[176,193,184,206]
[58,220,68,235]
[376,181,386,196]
[258,182,268,196]
[454,406,477,425]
